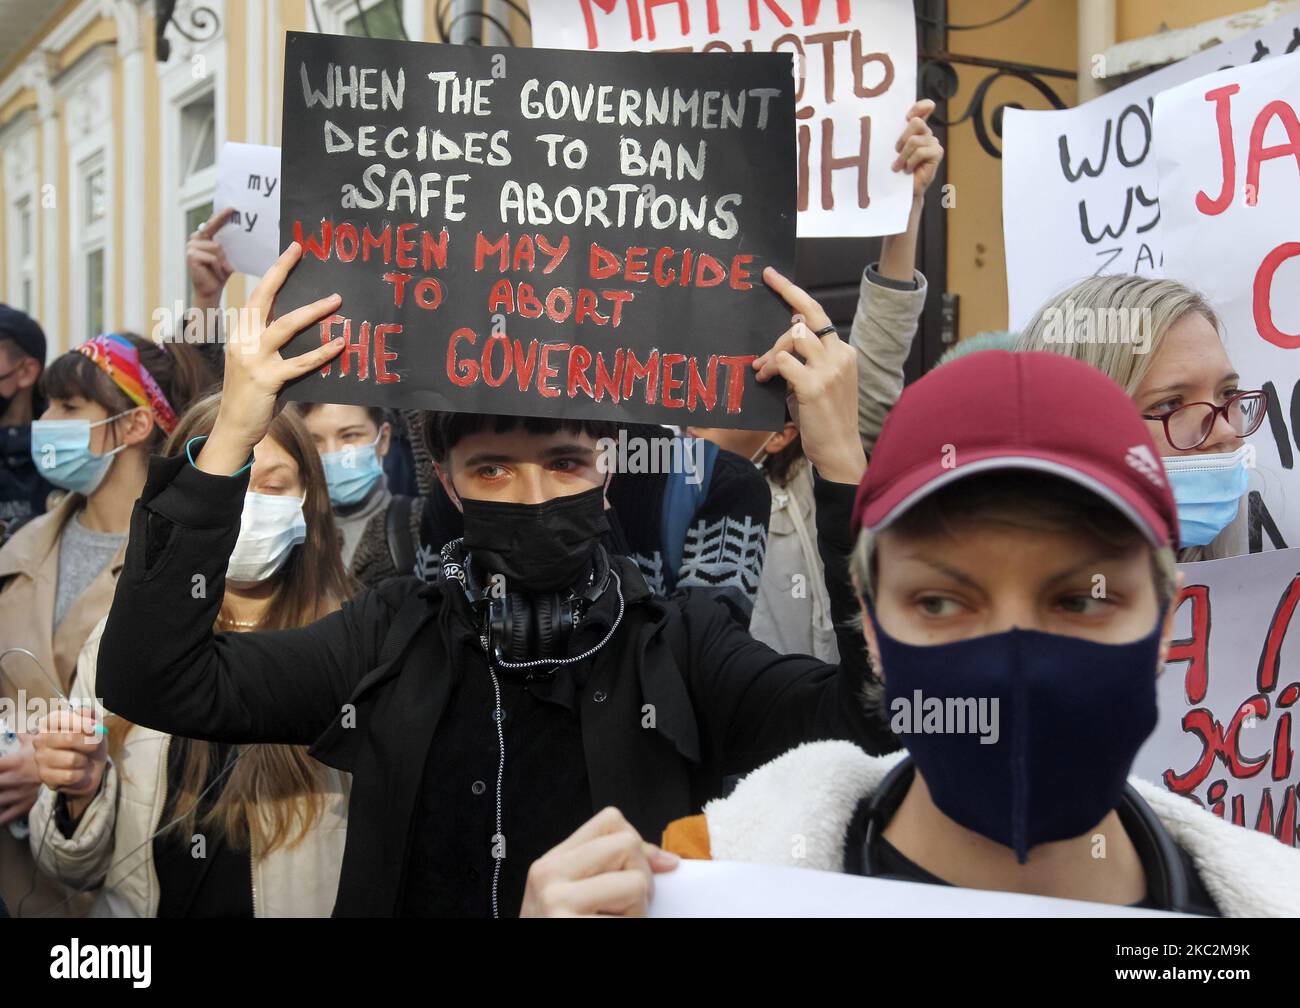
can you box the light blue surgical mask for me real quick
[320,432,383,507]
[29,412,133,495]
[1162,445,1250,548]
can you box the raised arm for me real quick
[679,270,893,774]
[96,244,385,746]
[856,100,943,455]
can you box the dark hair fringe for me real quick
[39,333,214,448]
[425,411,622,462]
[294,401,389,429]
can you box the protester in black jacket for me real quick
[418,425,773,620]
[95,243,892,917]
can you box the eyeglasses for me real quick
[1141,389,1268,451]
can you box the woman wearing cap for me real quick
[1015,275,1268,561]
[0,333,211,917]
[520,352,1300,917]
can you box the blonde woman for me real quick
[1016,274,1267,561]
[27,394,353,917]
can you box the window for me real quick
[84,166,106,226]
[185,200,214,303]
[158,26,227,328]
[180,91,216,180]
[77,153,109,340]
[13,196,34,315]
[86,248,104,338]
[344,0,406,38]
[18,201,31,258]
[177,87,219,302]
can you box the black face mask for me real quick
[460,484,610,593]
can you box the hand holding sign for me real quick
[893,99,944,202]
[520,806,679,918]
[754,268,866,485]
[187,207,237,305]
[196,243,345,476]
[276,33,795,430]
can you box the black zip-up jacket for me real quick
[98,451,895,916]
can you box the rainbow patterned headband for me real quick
[77,334,179,435]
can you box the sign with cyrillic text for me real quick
[1154,51,1300,551]
[531,0,916,238]
[1134,548,1300,847]
[1002,11,1300,330]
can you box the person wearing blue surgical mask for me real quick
[1017,275,1267,561]
[28,391,355,919]
[295,403,392,569]
[0,332,211,919]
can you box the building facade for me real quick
[0,0,1281,360]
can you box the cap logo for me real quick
[1125,444,1165,488]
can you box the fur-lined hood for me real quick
[701,741,1300,917]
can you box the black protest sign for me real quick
[276,30,795,429]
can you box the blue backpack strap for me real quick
[658,436,718,591]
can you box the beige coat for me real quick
[0,493,120,917]
[28,617,350,917]
[749,266,927,662]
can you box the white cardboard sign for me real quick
[1134,548,1300,847]
[649,858,1183,916]
[1153,51,1300,550]
[1002,11,1300,329]
[530,0,917,238]
[214,142,282,277]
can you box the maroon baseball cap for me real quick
[851,351,1179,547]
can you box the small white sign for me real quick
[214,142,281,277]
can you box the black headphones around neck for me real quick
[462,545,613,668]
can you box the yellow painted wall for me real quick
[0,0,79,84]
[0,150,7,297]
[143,12,161,334]
[0,87,36,125]
[35,118,44,335]
[0,0,1286,351]
[57,16,116,72]
[113,56,123,333]
[1116,0,1272,40]
[943,0,1269,340]
[56,97,68,354]
[943,0,1079,341]
[226,0,248,308]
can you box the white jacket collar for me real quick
[703,741,1300,917]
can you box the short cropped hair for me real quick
[294,401,388,430]
[425,411,621,463]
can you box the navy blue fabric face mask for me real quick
[870,610,1162,862]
